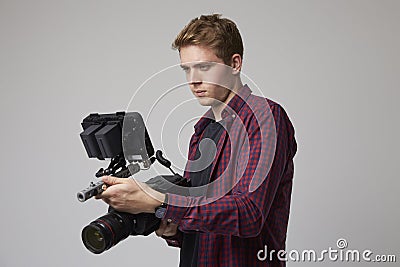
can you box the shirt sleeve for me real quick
[163,103,296,238]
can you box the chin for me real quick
[197,97,215,106]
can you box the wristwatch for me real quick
[155,194,168,219]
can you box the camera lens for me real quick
[81,209,162,254]
[81,212,131,254]
[82,224,107,253]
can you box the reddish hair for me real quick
[172,14,244,64]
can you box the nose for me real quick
[187,68,202,85]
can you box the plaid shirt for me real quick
[163,85,297,267]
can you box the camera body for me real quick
[82,174,189,254]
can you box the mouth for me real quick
[194,90,207,97]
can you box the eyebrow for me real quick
[180,62,215,69]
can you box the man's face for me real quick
[179,45,235,107]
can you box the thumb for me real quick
[102,176,127,185]
[156,220,168,237]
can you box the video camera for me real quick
[77,111,190,254]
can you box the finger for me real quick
[155,220,168,237]
[156,220,167,235]
[102,198,111,205]
[95,184,118,200]
[94,190,109,201]
[94,185,111,199]
[155,228,164,237]
[102,176,127,185]
[94,193,111,205]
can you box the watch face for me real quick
[155,207,167,219]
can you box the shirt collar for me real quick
[194,84,252,135]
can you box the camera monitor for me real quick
[80,112,154,162]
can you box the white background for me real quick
[0,0,399,266]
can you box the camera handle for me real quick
[155,150,177,175]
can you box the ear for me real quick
[230,54,242,75]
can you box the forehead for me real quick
[179,45,224,65]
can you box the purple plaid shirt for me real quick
[162,85,297,267]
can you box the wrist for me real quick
[140,182,166,213]
[155,194,168,218]
[147,193,165,213]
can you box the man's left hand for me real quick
[95,176,165,214]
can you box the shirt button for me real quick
[231,114,236,118]
[167,218,172,223]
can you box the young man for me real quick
[97,14,297,266]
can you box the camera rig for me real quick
[77,111,189,254]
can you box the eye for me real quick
[181,66,190,73]
[199,64,211,71]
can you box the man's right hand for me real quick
[156,220,178,237]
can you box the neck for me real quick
[212,79,243,121]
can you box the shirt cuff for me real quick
[163,193,190,224]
